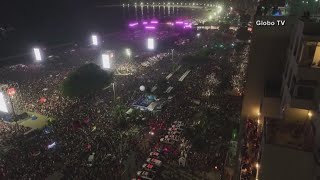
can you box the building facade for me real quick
[240,16,320,180]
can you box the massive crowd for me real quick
[240,118,262,180]
[0,27,249,179]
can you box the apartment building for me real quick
[241,16,319,180]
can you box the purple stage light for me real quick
[145,26,156,29]
[129,22,138,27]
[142,21,148,25]
[175,21,184,24]
[150,20,158,24]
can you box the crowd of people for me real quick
[240,118,262,180]
[0,24,250,179]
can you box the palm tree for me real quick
[112,104,128,129]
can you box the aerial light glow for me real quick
[147,38,155,50]
[145,26,156,29]
[92,35,98,46]
[33,48,42,61]
[102,54,111,69]
[0,92,8,113]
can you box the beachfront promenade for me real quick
[97,4,208,9]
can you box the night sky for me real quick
[0,0,122,57]
[1,0,94,25]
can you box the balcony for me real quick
[290,98,316,110]
[298,66,320,81]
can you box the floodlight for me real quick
[129,22,138,27]
[102,54,111,69]
[92,35,98,46]
[126,48,131,56]
[33,48,42,61]
[0,92,8,113]
[147,38,154,50]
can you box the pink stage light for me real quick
[145,26,156,29]
[150,20,158,24]
[175,21,184,24]
[142,21,148,25]
[129,22,138,27]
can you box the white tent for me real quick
[147,102,158,111]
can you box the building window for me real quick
[296,86,314,99]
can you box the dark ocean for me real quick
[0,1,200,59]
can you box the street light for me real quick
[92,35,98,46]
[33,48,42,61]
[308,111,312,118]
[256,163,260,180]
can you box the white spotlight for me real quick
[0,92,8,113]
[147,38,154,50]
[92,35,98,46]
[33,48,42,61]
[102,54,110,69]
